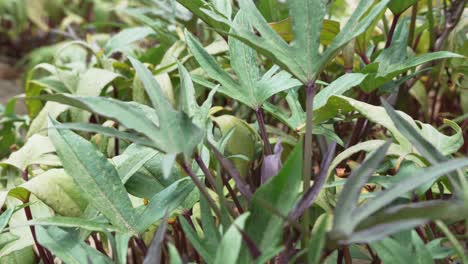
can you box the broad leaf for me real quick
[185,13,300,109]
[228,0,390,83]
[129,57,203,155]
[3,134,60,171]
[48,118,138,233]
[22,169,87,217]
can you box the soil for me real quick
[0,62,27,114]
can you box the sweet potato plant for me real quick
[0,0,467,263]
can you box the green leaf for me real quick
[289,0,326,80]
[177,62,217,132]
[318,0,390,69]
[179,216,215,263]
[115,233,131,264]
[370,235,416,263]
[332,142,391,238]
[315,96,463,155]
[48,118,138,233]
[113,144,182,199]
[348,219,429,244]
[104,27,155,55]
[26,216,124,233]
[36,226,112,264]
[353,158,468,225]
[360,19,464,92]
[435,220,468,263]
[381,99,447,163]
[0,208,15,234]
[269,18,340,45]
[186,20,300,109]
[176,0,230,32]
[325,140,415,183]
[357,200,467,233]
[214,213,249,264]
[129,57,204,155]
[370,231,437,264]
[168,243,183,264]
[3,134,60,171]
[313,73,367,109]
[136,178,195,232]
[240,140,302,259]
[213,115,259,177]
[0,246,35,264]
[388,0,418,15]
[22,169,87,217]
[307,214,330,264]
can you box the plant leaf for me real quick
[214,213,250,264]
[36,226,112,264]
[332,142,391,238]
[48,118,138,233]
[240,140,303,260]
[136,178,194,232]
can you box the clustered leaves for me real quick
[0,0,467,263]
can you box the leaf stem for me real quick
[207,141,253,200]
[385,13,401,48]
[194,153,238,218]
[22,170,54,264]
[221,173,245,214]
[408,1,418,47]
[255,108,272,155]
[291,143,336,220]
[180,160,223,220]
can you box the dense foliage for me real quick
[0,0,467,263]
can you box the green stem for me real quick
[426,0,436,51]
[302,80,317,244]
[408,1,418,47]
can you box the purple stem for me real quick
[255,108,272,155]
[290,143,336,220]
[22,170,54,264]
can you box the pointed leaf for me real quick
[332,142,391,237]
[48,118,138,233]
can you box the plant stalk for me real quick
[385,13,401,48]
[426,0,435,51]
[22,170,54,264]
[408,1,418,47]
[180,160,223,220]
[302,80,317,243]
[255,108,272,155]
[194,153,238,218]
